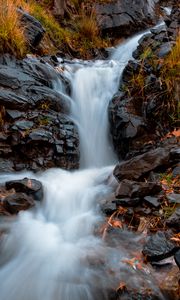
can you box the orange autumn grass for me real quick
[0,0,27,57]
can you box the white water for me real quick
[0,25,165,300]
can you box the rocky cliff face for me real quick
[0,55,79,172]
[109,6,180,160]
[96,0,160,38]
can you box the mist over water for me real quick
[0,24,165,300]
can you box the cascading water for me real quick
[0,26,165,300]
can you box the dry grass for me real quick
[0,0,110,58]
[75,7,99,40]
[0,0,26,57]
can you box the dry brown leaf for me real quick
[108,219,123,229]
[116,281,126,292]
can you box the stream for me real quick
[0,24,166,300]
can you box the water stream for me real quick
[0,25,165,300]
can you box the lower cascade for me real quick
[0,26,167,300]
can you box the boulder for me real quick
[3,193,34,214]
[115,179,161,198]
[96,0,159,37]
[18,8,45,48]
[142,231,179,261]
[113,147,170,182]
[166,207,180,230]
[5,178,43,201]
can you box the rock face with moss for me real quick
[0,55,79,172]
[109,6,180,160]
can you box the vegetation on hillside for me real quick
[0,0,110,58]
[127,34,180,130]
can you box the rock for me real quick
[166,207,180,230]
[5,178,43,201]
[96,0,159,38]
[113,197,140,207]
[0,159,14,173]
[113,147,170,182]
[0,55,80,171]
[100,200,117,214]
[172,164,180,178]
[159,266,180,300]
[115,179,161,199]
[144,196,160,208]
[142,231,179,262]
[157,42,174,57]
[167,193,180,204]
[170,147,180,161]
[3,193,34,214]
[174,250,180,269]
[18,8,45,48]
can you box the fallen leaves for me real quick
[161,129,180,140]
[170,232,180,244]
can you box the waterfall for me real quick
[0,24,165,300]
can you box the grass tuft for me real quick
[0,0,26,57]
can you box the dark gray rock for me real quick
[166,207,180,230]
[100,201,117,214]
[174,250,180,269]
[113,197,140,207]
[167,193,180,204]
[3,193,34,214]
[18,8,45,48]
[6,178,43,201]
[172,164,180,178]
[115,179,161,199]
[0,55,80,171]
[144,196,160,208]
[96,0,159,37]
[157,42,174,57]
[0,159,14,173]
[113,147,170,182]
[142,231,179,262]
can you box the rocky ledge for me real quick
[109,6,179,160]
[0,55,79,173]
[96,0,160,38]
[100,138,180,299]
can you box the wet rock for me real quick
[174,250,180,269]
[142,231,179,262]
[166,207,180,230]
[100,200,117,214]
[113,147,170,182]
[144,196,160,208]
[115,179,161,199]
[3,193,34,214]
[5,178,43,201]
[18,8,45,48]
